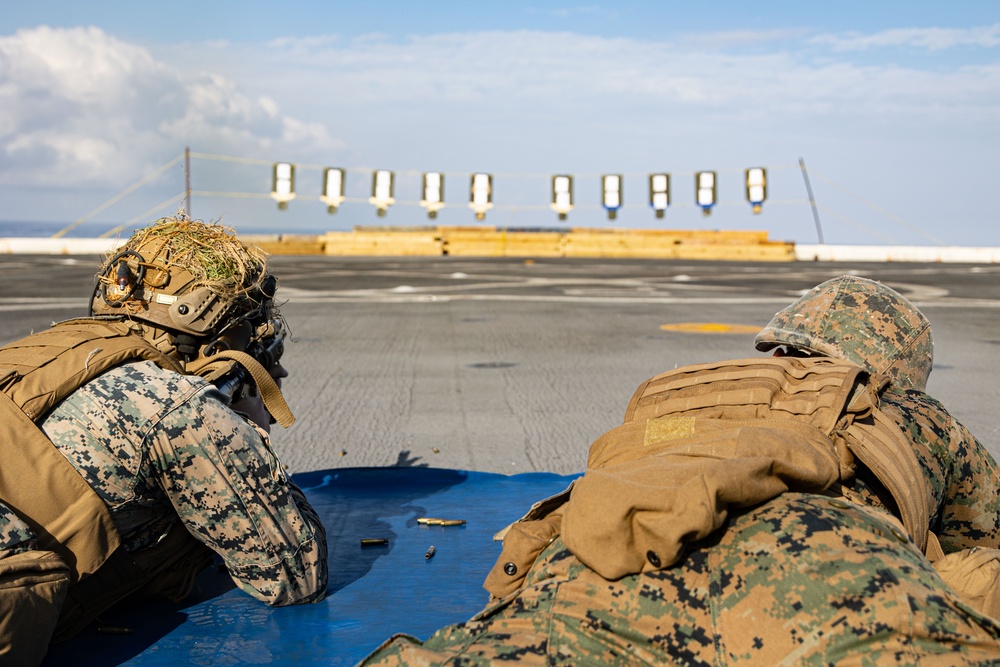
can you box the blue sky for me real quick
[2,2,999,245]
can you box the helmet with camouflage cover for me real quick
[90,215,277,360]
[755,275,933,391]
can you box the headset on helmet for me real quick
[755,275,934,392]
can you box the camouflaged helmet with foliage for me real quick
[90,215,274,344]
[755,275,933,392]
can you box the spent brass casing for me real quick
[417,517,466,526]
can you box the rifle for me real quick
[212,317,287,403]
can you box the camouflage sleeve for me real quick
[0,502,36,558]
[147,385,328,606]
[887,389,1000,552]
[935,416,1000,552]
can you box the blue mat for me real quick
[43,467,578,666]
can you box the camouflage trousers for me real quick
[360,493,1000,666]
[0,502,70,665]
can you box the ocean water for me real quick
[0,220,338,238]
[0,220,136,238]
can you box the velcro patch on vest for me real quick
[644,416,695,446]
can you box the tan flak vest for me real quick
[486,358,999,610]
[0,318,213,643]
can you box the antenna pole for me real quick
[184,147,192,216]
[799,157,824,244]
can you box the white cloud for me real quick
[811,23,1000,52]
[547,6,600,19]
[210,28,1000,125]
[0,25,343,187]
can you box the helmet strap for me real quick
[187,351,295,428]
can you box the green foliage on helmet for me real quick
[755,275,934,392]
[91,215,273,339]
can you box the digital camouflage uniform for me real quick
[35,359,326,604]
[0,218,328,665]
[0,508,34,562]
[0,359,326,606]
[360,276,1000,666]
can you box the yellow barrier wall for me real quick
[324,230,442,256]
[304,227,795,261]
[243,235,327,255]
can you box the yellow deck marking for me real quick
[659,323,761,334]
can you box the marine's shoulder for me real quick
[880,386,950,418]
[879,386,962,450]
[56,360,218,425]
[92,359,210,394]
